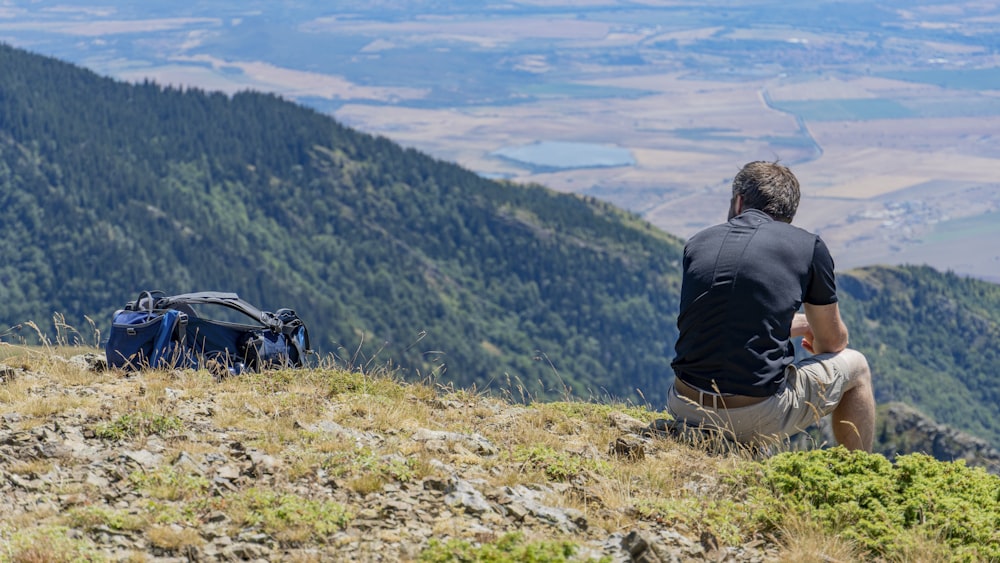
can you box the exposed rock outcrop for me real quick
[876,401,1000,474]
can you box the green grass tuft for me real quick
[93,411,184,440]
[224,488,353,544]
[511,445,610,482]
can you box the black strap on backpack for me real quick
[156,292,275,326]
[156,291,310,356]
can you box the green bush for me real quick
[745,448,1000,561]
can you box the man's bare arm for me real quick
[801,302,850,355]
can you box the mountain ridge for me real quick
[2,42,1000,454]
[0,42,683,405]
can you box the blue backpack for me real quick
[106,291,310,375]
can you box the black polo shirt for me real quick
[671,209,838,397]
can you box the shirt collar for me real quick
[731,208,773,226]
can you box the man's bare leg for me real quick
[831,349,876,452]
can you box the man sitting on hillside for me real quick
[667,161,875,451]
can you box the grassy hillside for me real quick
[0,347,997,561]
[0,42,683,404]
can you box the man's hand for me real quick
[802,302,849,355]
[801,328,816,354]
[791,312,816,353]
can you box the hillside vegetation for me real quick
[0,43,683,404]
[839,265,1000,447]
[0,347,997,562]
[1,43,1000,453]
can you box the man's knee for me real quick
[839,348,872,388]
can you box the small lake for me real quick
[491,141,635,171]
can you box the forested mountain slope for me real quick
[2,44,998,451]
[0,43,683,403]
[839,265,1000,447]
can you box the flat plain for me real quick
[3,0,1000,279]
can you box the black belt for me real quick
[673,378,769,409]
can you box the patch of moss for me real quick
[93,411,183,440]
[224,488,352,544]
[321,446,421,484]
[0,524,101,561]
[129,466,212,501]
[66,505,146,532]
[319,367,408,398]
[511,445,609,482]
[744,448,1000,561]
[419,531,600,562]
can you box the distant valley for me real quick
[4,0,999,279]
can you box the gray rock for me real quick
[69,353,107,372]
[6,473,42,492]
[499,485,587,533]
[621,530,681,563]
[215,464,241,480]
[879,402,1000,474]
[300,420,382,447]
[0,364,20,384]
[412,428,498,456]
[223,543,269,560]
[123,449,161,468]
[172,450,206,474]
[609,435,645,461]
[246,449,277,476]
[85,471,110,489]
[608,411,649,434]
[444,477,493,515]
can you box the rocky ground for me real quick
[0,351,784,562]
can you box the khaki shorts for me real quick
[666,352,853,445]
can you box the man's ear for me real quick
[728,193,743,219]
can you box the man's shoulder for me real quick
[686,222,733,250]
[759,218,822,242]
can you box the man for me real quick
[668,161,875,451]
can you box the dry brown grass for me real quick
[6,458,55,478]
[3,346,983,561]
[776,517,863,562]
[147,525,205,551]
[775,523,952,563]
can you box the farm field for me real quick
[3,0,1000,279]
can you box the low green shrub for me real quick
[744,448,1000,561]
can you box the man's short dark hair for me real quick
[732,161,800,222]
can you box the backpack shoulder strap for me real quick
[125,290,167,312]
[157,292,283,332]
